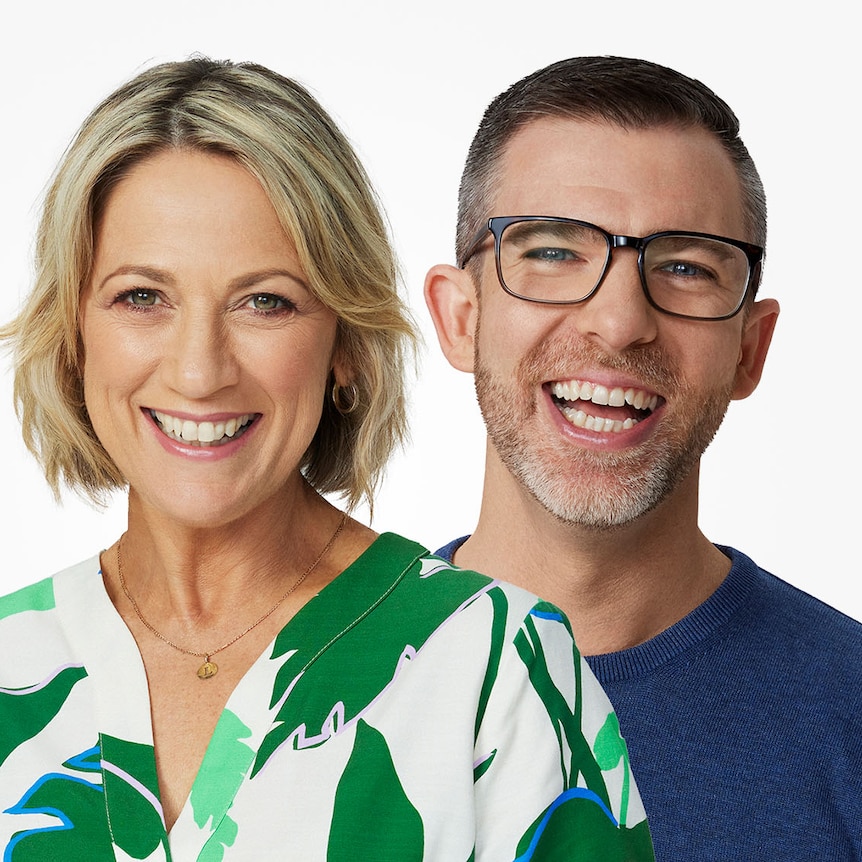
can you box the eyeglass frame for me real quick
[459,215,764,321]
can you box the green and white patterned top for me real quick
[0,533,653,861]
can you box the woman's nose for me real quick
[160,311,240,399]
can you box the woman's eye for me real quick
[247,294,294,312]
[122,289,159,306]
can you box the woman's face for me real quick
[79,149,340,528]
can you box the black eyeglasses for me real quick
[460,216,764,321]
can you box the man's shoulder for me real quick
[669,546,862,707]
[728,546,862,643]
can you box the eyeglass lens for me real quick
[498,219,750,319]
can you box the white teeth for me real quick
[560,406,640,434]
[551,378,659,434]
[197,422,216,443]
[152,411,254,445]
[551,380,658,412]
[591,384,609,406]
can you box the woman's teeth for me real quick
[151,411,255,445]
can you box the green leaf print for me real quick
[593,712,631,826]
[0,578,54,621]
[514,611,609,808]
[4,746,114,861]
[0,665,88,766]
[254,546,492,775]
[5,740,169,862]
[474,588,508,739]
[100,734,168,859]
[326,720,423,861]
[514,789,655,861]
[192,709,255,862]
[510,608,655,861]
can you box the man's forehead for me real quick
[491,117,746,237]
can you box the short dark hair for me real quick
[456,56,766,267]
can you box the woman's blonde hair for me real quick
[0,57,416,511]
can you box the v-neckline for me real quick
[56,533,428,857]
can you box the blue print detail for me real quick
[513,787,617,861]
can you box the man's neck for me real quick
[453,454,730,657]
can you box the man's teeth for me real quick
[551,380,659,434]
[559,408,637,433]
[551,380,659,411]
[151,411,254,445]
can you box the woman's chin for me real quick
[128,480,290,532]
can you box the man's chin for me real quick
[516,465,669,530]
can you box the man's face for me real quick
[469,118,772,529]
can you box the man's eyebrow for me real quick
[507,220,597,240]
[656,236,739,262]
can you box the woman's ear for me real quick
[732,297,780,400]
[329,327,355,387]
[424,263,479,373]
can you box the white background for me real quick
[1,1,859,621]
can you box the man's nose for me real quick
[569,249,659,352]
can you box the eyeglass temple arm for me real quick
[458,221,494,269]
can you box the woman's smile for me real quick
[148,409,259,446]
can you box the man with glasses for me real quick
[425,56,862,859]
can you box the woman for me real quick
[0,59,653,860]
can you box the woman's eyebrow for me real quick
[228,268,310,292]
[97,265,176,291]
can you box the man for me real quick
[425,56,862,860]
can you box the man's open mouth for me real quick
[550,379,660,433]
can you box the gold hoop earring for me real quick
[332,382,359,415]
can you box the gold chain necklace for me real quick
[116,512,347,680]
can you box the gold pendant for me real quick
[197,659,218,680]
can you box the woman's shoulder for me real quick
[0,555,102,624]
[375,532,574,640]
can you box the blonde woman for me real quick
[0,58,653,860]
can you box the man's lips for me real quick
[549,379,661,434]
[148,409,259,446]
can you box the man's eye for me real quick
[666,262,700,277]
[525,247,575,262]
[660,261,716,280]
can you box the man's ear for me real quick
[732,297,780,400]
[424,264,479,373]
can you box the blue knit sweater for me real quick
[435,539,862,860]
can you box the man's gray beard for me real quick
[474,337,733,531]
